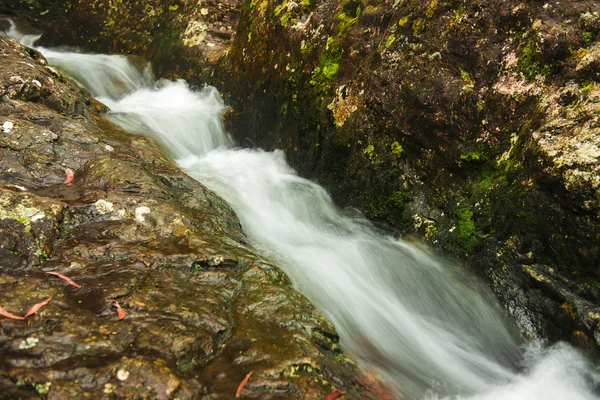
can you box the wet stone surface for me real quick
[0,36,379,399]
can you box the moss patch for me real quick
[450,207,481,254]
[363,188,411,227]
[517,40,551,81]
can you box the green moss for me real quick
[412,18,426,35]
[460,68,474,85]
[517,40,551,81]
[449,5,466,29]
[391,140,403,155]
[310,52,342,87]
[322,58,340,79]
[472,170,507,195]
[363,144,375,160]
[168,4,179,11]
[384,34,396,48]
[301,40,313,54]
[307,1,361,91]
[274,2,287,16]
[280,102,289,116]
[424,224,437,238]
[334,3,361,34]
[461,151,484,162]
[35,382,51,395]
[582,31,593,45]
[451,207,481,253]
[36,248,49,260]
[280,12,294,27]
[364,190,411,226]
[425,0,438,18]
[177,359,196,373]
[580,80,594,92]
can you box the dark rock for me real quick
[0,36,378,399]
[4,0,599,363]
[34,0,241,83]
[210,0,600,350]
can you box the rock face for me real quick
[2,0,600,363]
[37,0,240,82]
[0,1,67,31]
[212,0,600,349]
[0,36,379,399]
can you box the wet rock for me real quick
[0,36,377,399]
[0,1,68,31]
[33,0,240,82]
[209,0,600,350]
[4,0,599,364]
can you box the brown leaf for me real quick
[235,371,253,398]
[0,305,24,320]
[112,300,126,320]
[324,392,345,400]
[46,271,82,288]
[64,168,74,184]
[24,296,52,318]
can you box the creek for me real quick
[4,22,598,400]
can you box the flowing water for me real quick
[3,23,599,400]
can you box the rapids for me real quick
[3,22,598,400]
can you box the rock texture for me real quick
[0,36,380,399]
[213,0,600,349]
[3,0,600,358]
[36,0,239,82]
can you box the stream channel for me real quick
[4,22,599,400]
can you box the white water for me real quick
[4,24,598,400]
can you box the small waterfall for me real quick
[3,22,598,400]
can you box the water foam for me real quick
[4,22,598,399]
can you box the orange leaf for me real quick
[24,296,52,318]
[64,168,74,184]
[0,305,24,320]
[235,371,253,398]
[112,300,126,320]
[46,271,82,288]
[324,392,345,400]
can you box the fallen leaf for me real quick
[64,168,74,184]
[0,305,24,320]
[46,271,82,288]
[235,371,253,398]
[24,296,52,318]
[112,300,126,320]
[324,392,345,400]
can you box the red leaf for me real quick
[112,300,126,320]
[235,371,253,398]
[64,168,74,184]
[0,305,24,320]
[24,296,52,318]
[46,271,82,288]
[324,392,345,400]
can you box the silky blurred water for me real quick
[4,23,598,400]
